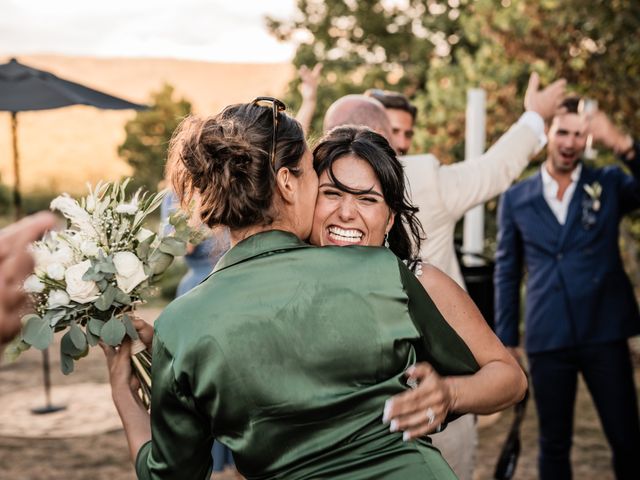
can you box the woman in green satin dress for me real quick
[104,99,526,480]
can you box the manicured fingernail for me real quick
[383,399,393,423]
[389,420,399,433]
[405,365,416,376]
[402,431,411,442]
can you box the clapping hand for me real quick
[524,72,567,122]
[586,110,633,157]
[382,362,457,441]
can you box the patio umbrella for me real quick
[0,57,146,217]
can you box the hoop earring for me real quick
[384,234,390,248]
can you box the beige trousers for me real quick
[431,413,477,480]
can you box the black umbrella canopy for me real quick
[0,58,147,218]
[0,58,146,112]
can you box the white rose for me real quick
[115,203,138,215]
[135,228,154,243]
[113,252,147,293]
[80,240,100,258]
[24,275,45,293]
[46,263,66,281]
[64,260,100,304]
[48,289,70,309]
[32,245,54,275]
[51,246,75,266]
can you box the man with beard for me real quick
[494,96,640,479]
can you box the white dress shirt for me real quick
[541,162,582,224]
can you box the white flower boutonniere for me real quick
[584,181,602,212]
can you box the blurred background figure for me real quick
[494,96,640,479]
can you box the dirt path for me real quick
[1,309,636,479]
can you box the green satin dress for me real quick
[136,231,479,480]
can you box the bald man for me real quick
[0,212,56,351]
[322,74,565,480]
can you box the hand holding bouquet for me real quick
[8,179,200,409]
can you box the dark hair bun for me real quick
[166,102,306,230]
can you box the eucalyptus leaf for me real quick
[60,354,75,375]
[69,323,88,351]
[88,318,105,336]
[98,257,117,274]
[136,238,153,260]
[159,237,187,256]
[148,250,174,275]
[23,316,54,350]
[100,316,126,346]
[83,263,104,282]
[114,289,132,305]
[95,285,117,311]
[122,314,139,340]
[43,309,67,327]
[61,330,85,357]
[86,328,100,346]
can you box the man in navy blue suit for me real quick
[494,97,640,479]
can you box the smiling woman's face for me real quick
[310,154,394,247]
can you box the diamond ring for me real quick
[426,407,435,425]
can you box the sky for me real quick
[0,0,298,63]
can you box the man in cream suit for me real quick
[322,73,565,480]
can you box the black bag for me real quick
[494,387,530,480]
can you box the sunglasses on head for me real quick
[251,96,286,167]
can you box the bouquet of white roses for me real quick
[10,179,199,409]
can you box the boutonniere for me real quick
[584,181,602,212]
[581,181,602,230]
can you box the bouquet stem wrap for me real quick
[130,339,152,410]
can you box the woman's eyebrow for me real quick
[319,183,384,197]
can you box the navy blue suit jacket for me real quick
[494,147,640,354]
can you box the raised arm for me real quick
[588,110,640,213]
[438,73,566,219]
[384,264,527,440]
[295,64,322,135]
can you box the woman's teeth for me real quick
[328,226,363,243]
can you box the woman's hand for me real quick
[382,362,456,441]
[130,316,154,351]
[101,339,152,463]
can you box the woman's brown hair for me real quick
[166,101,306,230]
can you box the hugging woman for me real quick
[104,99,526,480]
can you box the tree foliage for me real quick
[268,0,640,161]
[118,84,192,191]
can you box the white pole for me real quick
[462,89,486,264]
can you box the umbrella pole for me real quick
[10,112,22,220]
[31,348,66,415]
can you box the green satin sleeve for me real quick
[397,258,480,376]
[135,335,214,480]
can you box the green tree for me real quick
[268,0,640,159]
[118,84,192,191]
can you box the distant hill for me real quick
[0,55,294,193]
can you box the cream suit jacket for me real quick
[401,122,539,288]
